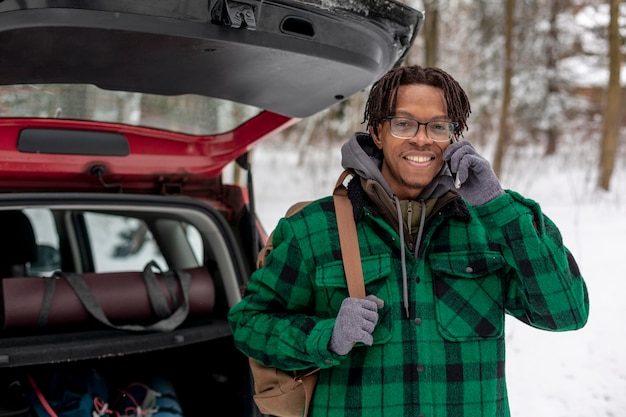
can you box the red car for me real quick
[0,2,423,416]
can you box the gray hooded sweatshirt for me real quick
[340,131,458,317]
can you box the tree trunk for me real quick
[598,0,622,190]
[544,0,563,156]
[492,0,515,177]
[422,0,440,67]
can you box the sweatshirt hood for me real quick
[341,132,392,196]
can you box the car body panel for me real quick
[0,0,423,118]
[0,114,296,192]
[0,0,423,193]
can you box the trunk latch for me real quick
[211,0,257,29]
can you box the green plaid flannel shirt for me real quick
[228,190,589,417]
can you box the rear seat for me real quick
[0,210,38,278]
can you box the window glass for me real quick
[84,212,167,272]
[0,84,262,135]
[185,223,204,264]
[20,208,205,275]
[23,208,61,276]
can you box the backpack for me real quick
[256,200,312,269]
[248,169,364,417]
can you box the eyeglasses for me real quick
[384,117,458,142]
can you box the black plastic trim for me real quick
[0,1,423,117]
[18,128,130,156]
[0,319,232,368]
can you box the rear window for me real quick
[0,84,262,135]
[21,208,203,276]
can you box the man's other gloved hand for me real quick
[443,141,504,206]
[329,294,384,356]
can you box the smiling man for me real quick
[229,65,589,416]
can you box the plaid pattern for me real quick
[228,190,589,417]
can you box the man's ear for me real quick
[369,126,383,149]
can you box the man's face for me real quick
[370,84,451,200]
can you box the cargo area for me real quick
[0,196,260,417]
[1,330,255,416]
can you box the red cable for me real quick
[27,374,58,417]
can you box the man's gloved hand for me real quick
[443,141,504,206]
[329,294,384,356]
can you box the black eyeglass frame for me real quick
[383,116,459,142]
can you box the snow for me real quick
[250,138,626,417]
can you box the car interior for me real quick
[0,196,257,416]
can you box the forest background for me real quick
[257,0,624,191]
[247,1,625,415]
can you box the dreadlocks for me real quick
[364,65,471,138]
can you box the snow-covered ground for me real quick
[250,138,626,417]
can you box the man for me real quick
[228,65,589,416]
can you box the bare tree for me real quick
[544,0,563,155]
[422,0,440,67]
[598,0,622,190]
[492,0,515,177]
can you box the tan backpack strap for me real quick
[333,170,366,299]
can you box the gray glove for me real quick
[443,141,504,206]
[329,294,384,356]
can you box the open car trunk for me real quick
[0,192,261,416]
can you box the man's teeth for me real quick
[405,155,431,163]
